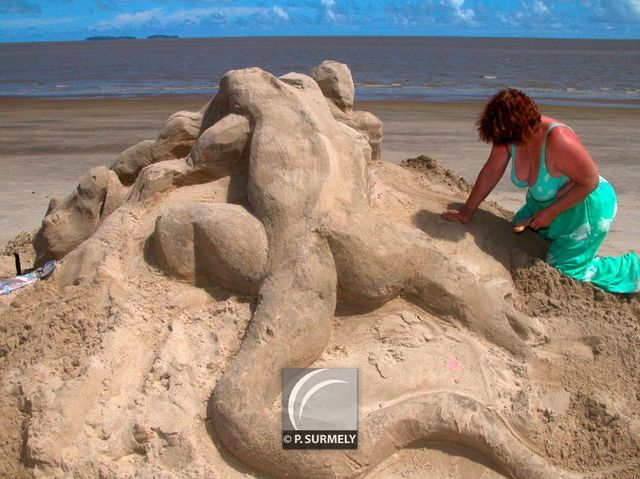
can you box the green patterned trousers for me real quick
[513,176,640,293]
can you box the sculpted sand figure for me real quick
[27,63,585,478]
[138,66,576,478]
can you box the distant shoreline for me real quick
[2,35,640,46]
[85,35,179,41]
[1,95,638,109]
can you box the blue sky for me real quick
[0,0,639,42]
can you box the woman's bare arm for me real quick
[442,143,510,223]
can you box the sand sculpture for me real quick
[6,61,638,478]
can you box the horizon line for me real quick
[1,33,639,45]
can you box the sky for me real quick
[0,0,639,42]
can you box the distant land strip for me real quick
[85,35,179,41]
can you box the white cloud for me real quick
[497,12,517,26]
[508,0,553,25]
[595,0,640,22]
[111,8,161,26]
[442,0,474,22]
[210,7,267,17]
[164,6,266,22]
[272,6,289,20]
[446,0,464,8]
[162,8,220,23]
[617,0,640,15]
[320,0,338,22]
[93,6,276,30]
[532,0,549,15]
[384,0,478,27]
[457,8,474,21]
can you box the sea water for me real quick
[1,36,638,106]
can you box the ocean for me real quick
[1,36,639,106]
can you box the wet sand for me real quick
[0,97,638,256]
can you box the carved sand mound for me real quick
[1,61,638,479]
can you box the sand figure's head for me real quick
[309,60,355,112]
[33,166,125,265]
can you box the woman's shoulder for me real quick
[545,121,589,171]
[541,115,568,129]
[540,116,577,143]
[547,122,579,144]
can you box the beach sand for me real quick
[0,92,638,479]
[1,97,638,257]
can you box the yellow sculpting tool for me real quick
[513,220,530,234]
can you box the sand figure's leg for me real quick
[347,391,582,479]
[327,212,536,357]
[209,232,341,477]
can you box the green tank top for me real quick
[510,123,571,202]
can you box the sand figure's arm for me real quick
[126,113,251,202]
[110,110,202,185]
[326,212,541,357]
[186,113,251,178]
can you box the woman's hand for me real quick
[529,207,558,230]
[441,209,473,224]
[442,144,509,226]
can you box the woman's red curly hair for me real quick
[476,88,541,145]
